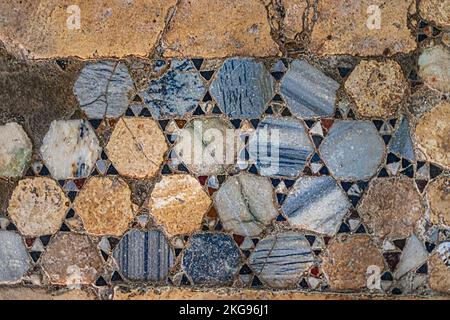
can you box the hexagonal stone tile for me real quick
[8,177,69,237]
[427,176,450,227]
[0,231,30,283]
[281,59,339,118]
[148,174,211,236]
[74,61,134,119]
[248,116,314,177]
[418,45,450,94]
[322,235,384,291]
[174,117,235,175]
[73,176,135,236]
[141,60,206,119]
[40,120,101,180]
[213,173,278,236]
[345,60,407,118]
[358,178,424,241]
[41,233,103,285]
[210,58,274,119]
[429,242,450,293]
[106,117,168,179]
[282,176,351,236]
[319,121,385,181]
[113,229,174,282]
[182,233,241,285]
[0,123,32,178]
[249,231,315,288]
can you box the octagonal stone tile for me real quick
[141,60,206,119]
[8,177,69,237]
[148,174,212,236]
[0,123,32,178]
[74,61,134,119]
[319,120,385,181]
[40,120,101,180]
[106,117,168,179]
[213,173,278,237]
[73,176,135,237]
[249,231,315,288]
[113,229,174,282]
[182,233,241,285]
[282,176,351,236]
[210,58,275,119]
[0,231,30,284]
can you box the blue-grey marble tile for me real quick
[389,116,415,161]
[182,233,241,285]
[140,59,206,119]
[281,59,339,118]
[319,121,385,181]
[0,231,30,283]
[113,229,174,282]
[210,58,275,119]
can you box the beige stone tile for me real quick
[419,0,450,29]
[427,176,450,226]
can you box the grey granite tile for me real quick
[0,231,30,283]
[389,116,415,161]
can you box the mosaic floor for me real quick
[0,0,449,300]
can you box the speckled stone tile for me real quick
[0,123,32,178]
[418,45,450,94]
[427,176,450,227]
[429,242,450,293]
[394,234,428,279]
[0,231,30,283]
[419,0,450,29]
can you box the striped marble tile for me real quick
[113,229,174,282]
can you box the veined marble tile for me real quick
[0,123,32,178]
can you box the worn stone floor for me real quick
[0,0,449,300]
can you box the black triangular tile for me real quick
[200,71,214,81]
[191,58,203,70]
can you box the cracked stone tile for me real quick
[319,121,385,181]
[73,176,135,237]
[0,231,30,283]
[113,229,174,282]
[0,123,32,178]
[182,233,241,285]
[282,176,351,236]
[345,60,407,118]
[8,177,69,237]
[418,45,450,94]
[210,58,275,119]
[213,173,278,237]
[429,242,450,293]
[0,0,177,58]
[394,234,428,279]
[74,61,134,119]
[309,0,416,56]
[388,116,415,162]
[427,176,450,227]
[40,120,101,180]
[148,174,211,236]
[358,178,424,241]
[249,116,314,177]
[281,60,339,118]
[418,0,450,29]
[415,101,450,168]
[249,231,315,288]
[40,233,103,285]
[162,0,280,58]
[140,60,206,119]
[106,117,168,179]
[322,235,384,291]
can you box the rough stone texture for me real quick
[427,176,450,226]
[73,176,135,236]
[213,173,278,237]
[418,45,450,94]
[0,0,177,58]
[0,287,96,300]
[359,178,424,241]
[279,0,308,40]
[429,242,450,293]
[322,235,384,291]
[40,233,103,285]
[281,60,339,118]
[40,120,101,180]
[210,58,275,119]
[394,234,428,279]
[0,123,32,178]
[345,60,407,118]
[162,0,280,58]
[148,175,211,236]
[106,117,168,179]
[8,177,69,237]
[310,0,416,56]
[419,0,450,29]
[282,176,351,236]
[415,101,450,168]
[182,233,241,285]
[113,229,174,282]
[249,232,315,288]
[74,61,134,119]
[319,121,385,181]
[0,231,30,283]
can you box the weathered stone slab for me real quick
[418,45,450,94]
[0,123,32,178]
[419,0,450,29]
[427,176,450,227]
[0,231,30,283]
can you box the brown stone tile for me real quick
[418,0,450,29]
[429,243,450,294]
[427,176,450,226]
[0,286,97,300]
